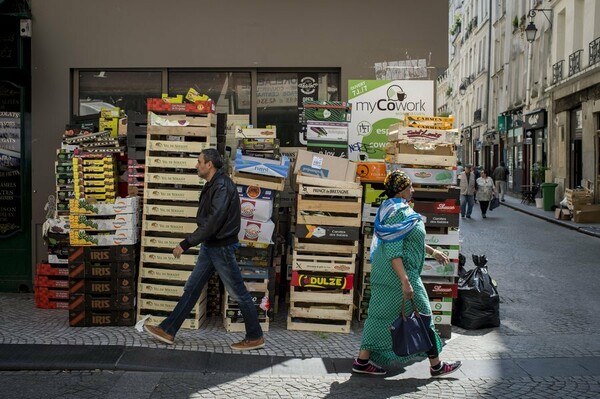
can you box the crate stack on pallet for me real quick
[353,162,388,321]
[68,194,139,327]
[287,150,361,334]
[136,98,216,330]
[227,133,289,332]
[386,116,460,338]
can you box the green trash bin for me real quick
[541,182,558,211]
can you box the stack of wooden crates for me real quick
[288,150,361,334]
[386,116,460,338]
[136,99,216,330]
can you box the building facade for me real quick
[443,0,600,203]
[0,0,451,291]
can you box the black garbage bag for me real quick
[452,254,500,329]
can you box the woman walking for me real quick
[352,170,462,378]
[476,169,496,218]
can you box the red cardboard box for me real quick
[146,98,215,114]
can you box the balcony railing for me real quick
[568,49,583,76]
[552,60,564,85]
[474,109,482,122]
[590,37,600,67]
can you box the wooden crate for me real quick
[297,184,362,227]
[292,251,356,274]
[295,174,361,189]
[232,171,286,191]
[287,287,354,333]
[137,286,207,330]
[223,317,270,332]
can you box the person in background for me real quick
[143,148,265,351]
[458,164,476,219]
[352,170,462,378]
[456,161,464,175]
[476,169,496,218]
[492,161,509,202]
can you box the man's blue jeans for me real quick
[159,243,263,340]
[460,194,474,217]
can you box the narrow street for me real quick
[1,203,599,398]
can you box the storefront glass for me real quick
[78,71,162,115]
[256,71,340,147]
[168,71,251,115]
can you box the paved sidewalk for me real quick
[499,193,600,238]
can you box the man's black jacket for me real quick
[179,169,240,251]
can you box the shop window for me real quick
[78,71,162,116]
[256,71,340,147]
[168,71,251,115]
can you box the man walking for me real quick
[492,161,509,202]
[144,148,265,351]
[458,164,476,219]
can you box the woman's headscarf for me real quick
[370,171,422,261]
[384,170,412,198]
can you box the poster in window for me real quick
[0,18,20,69]
[0,81,22,237]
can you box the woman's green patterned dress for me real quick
[360,208,443,366]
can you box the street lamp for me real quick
[459,83,466,96]
[525,21,537,43]
[524,8,553,109]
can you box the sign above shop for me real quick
[523,109,546,130]
[347,80,434,161]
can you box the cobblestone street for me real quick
[1,200,599,398]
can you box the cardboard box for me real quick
[356,162,386,183]
[68,276,136,295]
[234,149,290,178]
[69,213,138,231]
[295,224,360,241]
[240,197,273,222]
[69,293,135,312]
[307,140,348,158]
[69,309,135,327]
[68,261,136,279]
[413,199,460,214]
[386,165,457,186]
[554,208,572,220]
[68,245,137,262]
[238,219,275,244]
[294,149,357,182]
[430,297,453,312]
[425,231,460,246]
[364,183,386,205]
[235,126,276,139]
[424,282,458,298]
[303,101,351,123]
[237,184,274,200]
[69,229,138,246]
[306,122,349,142]
[421,213,460,228]
[421,259,459,277]
[573,204,600,223]
[69,197,140,216]
[146,98,215,114]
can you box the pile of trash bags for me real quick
[451,254,500,330]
